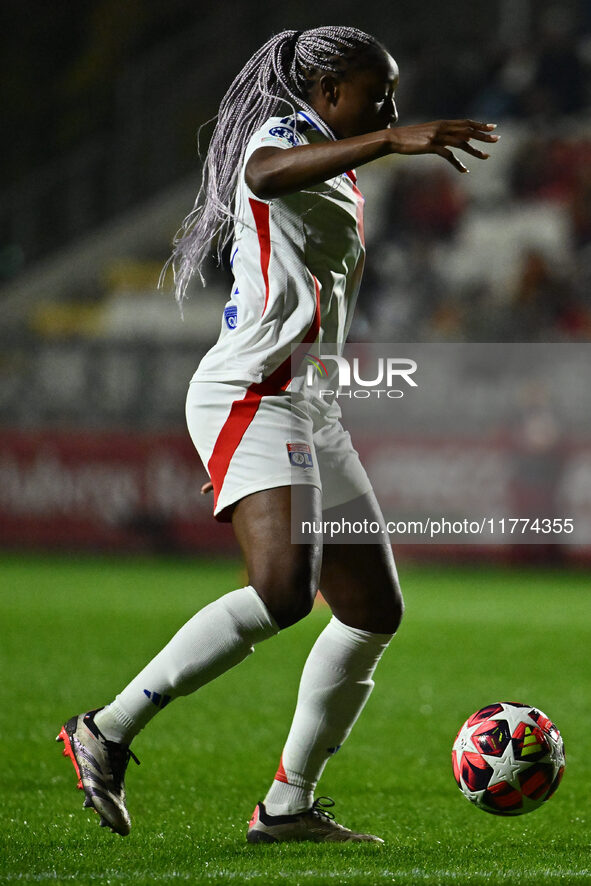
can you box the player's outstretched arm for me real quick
[246,120,498,198]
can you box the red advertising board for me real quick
[1,429,590,560]
[0,429,234,552]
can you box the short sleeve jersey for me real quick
[194,110,366,386]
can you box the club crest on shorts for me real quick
[287,442,313,468]
[224,305,238,329]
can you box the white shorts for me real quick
[186,380,373,521]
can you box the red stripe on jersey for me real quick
[207,276,321,511]
[343,170,365,245]
[207,388,262,512]
[352,181,365,247]
[249,198,271,315]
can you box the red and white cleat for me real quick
[56,708,139,836]
[247,797,384,844]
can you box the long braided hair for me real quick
[163,26,383,305]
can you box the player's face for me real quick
[330,51,399,139]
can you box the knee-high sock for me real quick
[264,615,393,815]
[94,586,277,743]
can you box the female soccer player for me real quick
[58,26,498,843]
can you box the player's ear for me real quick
[318,74,340,106]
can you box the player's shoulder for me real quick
[246,112,318,151]
[268,112,318,143]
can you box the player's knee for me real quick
[252,568,317,630]
[378,574,404,634]
[273,590,315,629]
[390,583,404,633]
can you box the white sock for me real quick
[94,586,277,743]
[264,615,393,815]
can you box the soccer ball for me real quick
[452,702,565,816]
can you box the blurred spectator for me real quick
[511,247,591,339]
[508,135,591,304]
[382,168,468,243]
[471,42,539,120]
[570,166,591,247]
[510,137,591,203]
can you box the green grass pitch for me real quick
[1,553,590,885]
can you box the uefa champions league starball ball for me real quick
[452,702,565,815]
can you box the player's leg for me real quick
[248,491,402,843]
[262,494,401,809]
[231,485,322,629]
[58,375,323,835]
[319,489,403,633]
[101,487,321,732]
[57,484,322,836]
[97,485,321,740]
[284,500,402,804]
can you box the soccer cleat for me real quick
[246,797,384,844]
[56,708,139,836]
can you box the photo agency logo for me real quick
[304,352,418,399]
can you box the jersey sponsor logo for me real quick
[287,441,314,468]
[224,304,238,329]
[268,125,299,146]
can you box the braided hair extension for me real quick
[162,26,383,306]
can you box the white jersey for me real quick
[193,110,366,387]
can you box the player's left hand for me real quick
[201,481,213,495]
[388,120,499,174]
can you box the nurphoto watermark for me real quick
[290,342,591,545]
[303,352,418,400]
